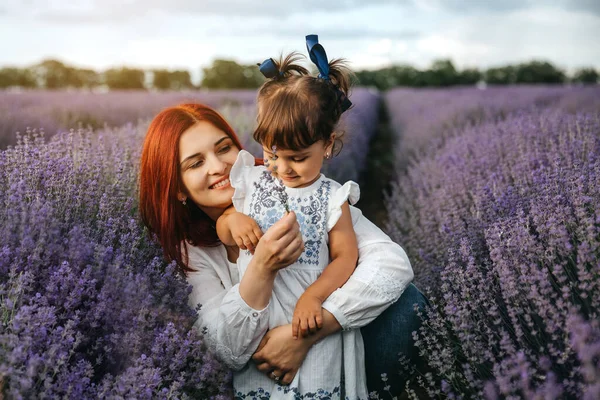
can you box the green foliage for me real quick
[0,58,592,90]
[201,59,265,89]
[572,68,599,84]
[104,67,145,90]
[152,69,193,90]
[0,67,36,88]
[484,65,517,84]
[514,60,565,84]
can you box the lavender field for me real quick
[1,85,599,398]
[385,85,600,398]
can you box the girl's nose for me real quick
[278,160,292,174]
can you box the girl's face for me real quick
[178,121,239,220]
[262,138,334,189]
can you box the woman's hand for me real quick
[239,212,304,310]
[252,211,304,273]
[252,324,313,385]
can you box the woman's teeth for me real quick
[210,178,229,189]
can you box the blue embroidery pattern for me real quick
[235,386,342,399]
[247,171,331,266]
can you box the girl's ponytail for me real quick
[326,58,352,99]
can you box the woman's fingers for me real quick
[255,362,271,373]
[270,368,285,382]
[291,317,300,340]
[280,371,296,386]
[267,211,298,240]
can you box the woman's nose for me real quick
[207,155,227,175]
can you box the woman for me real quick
[139,103,427,395]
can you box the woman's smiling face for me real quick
[178,120,240,220]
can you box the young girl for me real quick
[216,36,368,398]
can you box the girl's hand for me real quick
[292,293,324,339]
[227,212,263,253]
[252,211,304,273]
[252,324,313,386]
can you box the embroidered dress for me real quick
[229,150,368,399]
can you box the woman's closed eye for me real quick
[218,144,232,154]
[188,159,204,169]
[291,157,307,163]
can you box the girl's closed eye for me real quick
[292,157,307,162]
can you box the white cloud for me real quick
[0,0,597,72]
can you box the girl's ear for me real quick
[326,133,336,152]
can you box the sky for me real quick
[1,0,599,83]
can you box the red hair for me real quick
[139,103,247,273]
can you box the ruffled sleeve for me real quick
[322,206,414,330]
[326,180,360,231]
[230,149,259,212]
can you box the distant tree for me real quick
[31,59,72,89]
[152,69,193,90]
[201,59,264,89]
[425,59,459,87]
[104,67,145,90]
[0,67,37,88]
[572,67,598,84]
[457,68,482,85]
[485,66,517,84]
[514,61,565,84]
[76,68,102,88]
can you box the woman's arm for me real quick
[188,212,304,370]
[292,202,358,338]
[322,205,414,329]
[252,309,342,385]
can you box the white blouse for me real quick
[186,206,414,377]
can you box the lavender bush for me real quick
[0,89,258,149]
[325,87,381,183]
[0,126,231,398]
[385,109,600,398]
[0,88,380,184]
[384,86,600,172]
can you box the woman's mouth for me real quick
[209,178,230,189]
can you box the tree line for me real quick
[0,58,597,90]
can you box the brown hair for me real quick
[253,52,353,154]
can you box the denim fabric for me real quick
[361,283,429,395]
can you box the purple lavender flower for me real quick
[0,126,232,398]
[384,88,600,399]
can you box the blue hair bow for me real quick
[257,58,281,79]
[306,34,352,113]
[305,34,330,80]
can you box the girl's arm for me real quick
[188,212,304,370]
[292,201,357,338]
[252,206,414,378]
[216,206,263,252]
